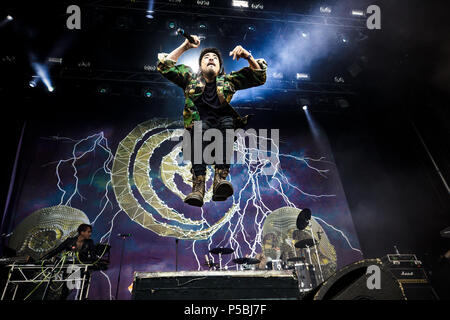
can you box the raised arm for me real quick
[157,36,201,89]
[227,45,268,91]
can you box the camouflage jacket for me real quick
[157,52,268,129]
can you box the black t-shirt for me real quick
[195,80,233,123]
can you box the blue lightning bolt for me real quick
[45,132,118,300]
[196,130,362,270]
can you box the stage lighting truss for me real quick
[196,0,210,6]
[85,1,367,30]
[251,2,264,10]
[48,57,63,64]
[1,55,15,63]
[232,0,249,8]
[296,73,310,81]
[320,6,332,14]
[351,9,365,17]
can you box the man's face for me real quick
[200,52,220,78]
[80,228,92,239]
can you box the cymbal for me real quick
[287,257,306,262]
[296,208,312,230]
[232,257,261,265]
[209,247,234,255]
[295,238,317,248]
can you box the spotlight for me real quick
[97,84,110,94]
[320,6,331,14]
[336,98,349,108]
[6,15,13,21]
[48,57,63,64]
[48,86,54,92]
[146,11,154,19]
[29,80,37,88]
[338,34,348,43]
[303,105,308,111]
[248,25,256,32]
[167,21,177,29]
[232,0,249,8]
[31,62,53,93]
[142,88,153,98]
[351,10,365,17]
[296,73,310,80]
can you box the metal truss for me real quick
[84,0,367,30]
[1,263,92,300]
[52,67,356,96]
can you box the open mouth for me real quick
[207,63,215,67]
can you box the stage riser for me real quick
[132,272,300,300]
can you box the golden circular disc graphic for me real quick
[111,118,237,240]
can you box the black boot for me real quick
[184,173,206,207]
[212,167,233,201]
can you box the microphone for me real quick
[117,233,131,237]
[176,28,197,44]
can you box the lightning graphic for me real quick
[45,132,120,300]
[44,120,362,300]
[191,130,362,270]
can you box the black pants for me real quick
[187,116,234,176]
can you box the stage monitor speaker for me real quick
[303,259,406,300]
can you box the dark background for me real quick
[0,0,449,299]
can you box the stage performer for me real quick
[40,223,95,262]
[157,35,267,207]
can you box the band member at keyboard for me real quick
[40,223,95,263]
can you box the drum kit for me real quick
[291,208,325,292]
[204,209,324,293]
[205,247,261,271]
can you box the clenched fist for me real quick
[183,35,201,50]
